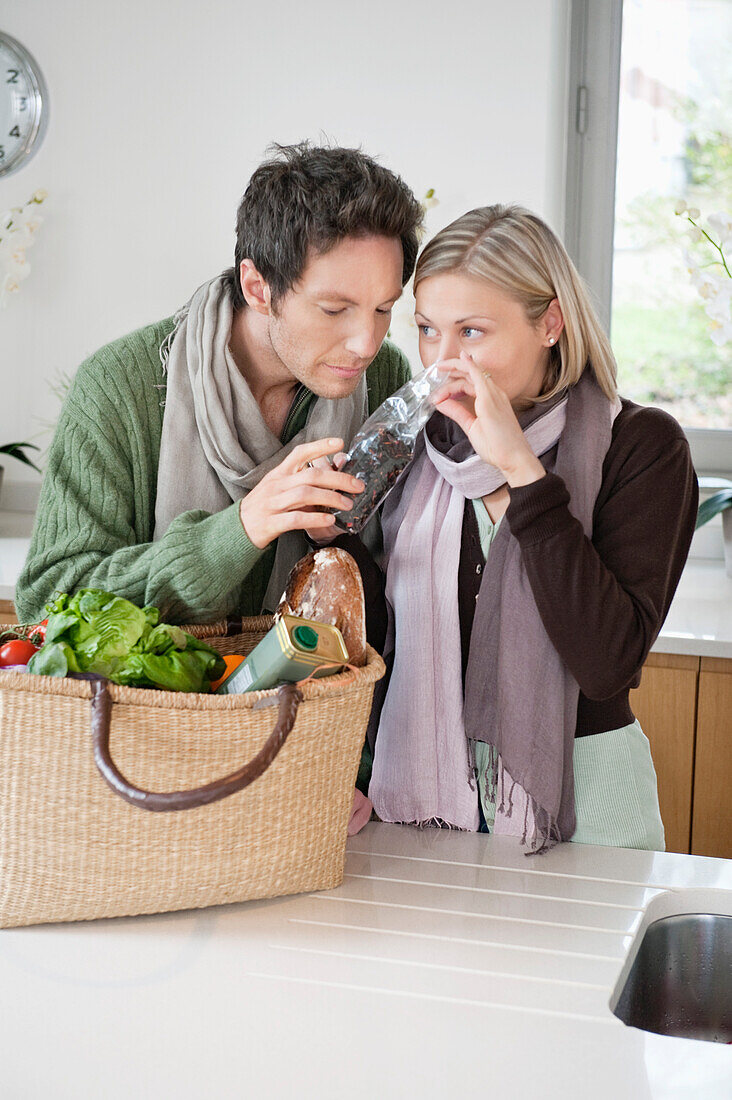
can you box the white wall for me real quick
[2,0,570,509]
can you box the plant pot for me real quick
[723,508,732,579]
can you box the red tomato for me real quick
[28,618,48,644]
[0,638,39,667]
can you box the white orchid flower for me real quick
[704,283,732,320]
[8,253,31,279]
[707,212,732,243]
[0,270,24,307]
[7,245,28,268]
[0,221,33,250]
[709,317,732,346]
[685,259,717,295]
[16,208,43,235]
[2,270,21,290]
[0,188,47,305]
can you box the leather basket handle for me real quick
[89,678,303,812]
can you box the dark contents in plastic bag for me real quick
[330,361,447,535]
[334,427,413,534]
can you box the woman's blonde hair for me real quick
[414,205,618,402]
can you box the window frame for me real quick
[564,0,731,477]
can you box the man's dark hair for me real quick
[225,142,423,309]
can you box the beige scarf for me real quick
[154,275,368,612]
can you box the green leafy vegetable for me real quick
[28,641,81,677]
[26,588,225,692]
[45,610,82,642]
[144,623,188,654]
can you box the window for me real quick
[566,0,732,474]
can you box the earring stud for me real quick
[548,337,556,345]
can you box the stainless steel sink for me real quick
[612,912,732,1043]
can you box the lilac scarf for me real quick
[369,370,620,847]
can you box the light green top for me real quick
[471,496,502,552]
[16,316,410,624]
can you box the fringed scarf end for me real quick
[410,817,471,832]
[467,737,477,792]
[481,741,500,806]
[158,305,188,377]
[524,799,562,856]
[474,744,564,853]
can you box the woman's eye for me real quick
[322,308,344,316]
[462,327,483,338]
[376,307,393,316]
[418,324,437,337]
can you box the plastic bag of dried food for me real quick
[333,361,446,534]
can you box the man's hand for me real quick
[239,438,365,549]
[304,450,351,543]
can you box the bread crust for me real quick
[275,548,367,666]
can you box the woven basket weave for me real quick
[0,616,384,928]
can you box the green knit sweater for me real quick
[16,317,410,624]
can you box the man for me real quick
[17,143,423,624]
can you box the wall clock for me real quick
[0,32,48,178]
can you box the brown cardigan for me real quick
[339,398,698,742]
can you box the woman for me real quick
[365,204,698,851]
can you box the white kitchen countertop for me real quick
[0,509,34,603]
[650,558,732,659]
[0,822,730,1098]
[2,510,731,658]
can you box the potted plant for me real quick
[0,442,42,505]
[696,477,732,577]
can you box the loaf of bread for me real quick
[275,548,367,666]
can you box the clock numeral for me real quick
[18,96,28,111]
[6,69,19,84]
[0,146,5,161]
[9,125,20,138]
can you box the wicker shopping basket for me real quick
[0,616,384,928]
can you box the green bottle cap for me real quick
[292,624,319,651]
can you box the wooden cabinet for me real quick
[631,652,732,858]
[0,599,18,625]
[691,658,732,859]
[630,653,697,856]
